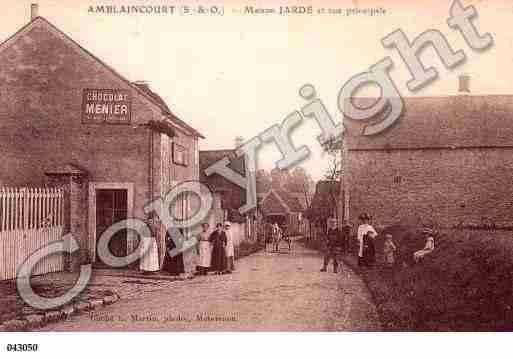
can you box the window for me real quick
[394,175,402,184]
[173,142,189,166]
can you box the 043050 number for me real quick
[6,344,38,352]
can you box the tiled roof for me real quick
[261,188,304,215]
[344,95,513,150]
[199,149,244,182]
[275,189,304,212]
[261,191,289,214]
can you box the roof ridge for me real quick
[0,16,204,138]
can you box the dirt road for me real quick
[42,241,381,331]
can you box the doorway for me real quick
[95,189,127,267]
[88,182,134,267]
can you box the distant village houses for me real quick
[258,169,308,236]
[199,143,259,245]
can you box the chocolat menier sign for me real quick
[82,89,132,124]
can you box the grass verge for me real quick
[303,226,513,331]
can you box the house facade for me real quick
[259,170,305,235]
[342,81,513,229]
[0,10,203,269]
[199,149,258,244]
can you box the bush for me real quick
[343,226,513,331]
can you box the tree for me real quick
[322,137,343,181]
[281,166,315,241]
[322,137,343,222]
[283,167,314,208]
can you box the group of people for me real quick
[197,221,236,275]
[161,221,236,276]
[267,222,292,252]
[320,213,436,272]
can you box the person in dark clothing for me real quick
[320,218,343,273]
[357,213,377,267]
[362,230,376,267]
[209,223,228,274]
[341,221,352,254]
[163,228,185,275]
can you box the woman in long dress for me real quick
[163,228,185,275]
[357,213,377,267]
[209,223,227,274]
[196,223,212,275]
[224,221,235,273]
[139,236,159,273]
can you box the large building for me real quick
[0,6,203,267]
[342,78,513,229]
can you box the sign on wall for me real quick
[82,89,132,124]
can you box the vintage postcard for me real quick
[0,0,511,355]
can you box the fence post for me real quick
[45,166,89,272]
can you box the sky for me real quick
[1,0,513,180]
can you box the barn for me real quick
[342,79,513,229]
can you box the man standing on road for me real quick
[320,218,342,273]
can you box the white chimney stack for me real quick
[31,3,39,21]
[134,80,150,90]
[458,74,470,94]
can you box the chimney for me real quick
[134,80,150,91]
[31,3,39,21]
[458,74,470,94]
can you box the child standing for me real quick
[383,233,397,267]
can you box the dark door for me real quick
[95,189,128,268]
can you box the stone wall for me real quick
[346,147,513,228]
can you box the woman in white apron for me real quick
[140,236,159,273]
[357,213,377,267]
[224,221,235,273]
[197,223,212,275]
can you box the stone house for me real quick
[0,6,203,269]
[342,77,513,229]
[259,170,305,235]
[199,148,259,244]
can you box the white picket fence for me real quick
[0,187,65,281]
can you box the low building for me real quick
[259,170,305,235]
[0,6,203,269]
[342,76,513,229]
[199,148,258,244]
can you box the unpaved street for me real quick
[42,241,381,331]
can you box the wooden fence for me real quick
[0,187,65,281]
